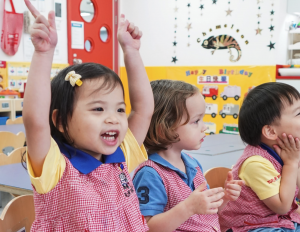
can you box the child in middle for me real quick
[133,80,244,232]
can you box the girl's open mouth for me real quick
[100,131,119,145]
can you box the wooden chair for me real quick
[6,117,23,125]
[0,147,26,198]
[204,167,231,189]
[0,195,35,232]
[0,132,25,156]
[0,147,26,166]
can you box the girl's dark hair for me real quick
[239,82,300,146]
[50,63,124,145]
[144,80,199,154]
[22,63,124,168]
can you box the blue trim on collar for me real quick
[259,143,284,166]
[56,141,125,174]
[149,152,198,171]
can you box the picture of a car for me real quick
[219,124,239,135]
[204,122,216,135]
[205,103,218,118]
[202,86,218,100]
[219,104,239,119]
[220,86,241,101]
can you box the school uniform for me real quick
[26,129,149,232]
[219,144,300,232]
[133,152,220,232]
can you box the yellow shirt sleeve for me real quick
[239,155,281,200]
[26,129,147,194]
[119,129,148,173]
[26,137,66,194]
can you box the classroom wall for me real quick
[0,0,68,63]
[120,0,283,67]
[119,0,300,134]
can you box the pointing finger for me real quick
[118,14,129,33]
[24,0,40,18]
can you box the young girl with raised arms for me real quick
[133,80,245,232]
[23,0,153,231]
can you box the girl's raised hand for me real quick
[117,14,142,52]
[24,0,57,53]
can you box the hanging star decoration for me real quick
[187,3,190,7]
[172,56,178,63]
[186,23,192,31]
[200,5,204,9]
[212,0,217,4]
[174,24,177,29]
[270,10,274,15]
[187,43,190,47]
[269,25,274,31]
[257,0,261,4]
[256,27,262,35]
[173,41,177,46]
[226,8,233,16]
[257,14,261,18]
[174,7,178,12]
[267,41,275,50]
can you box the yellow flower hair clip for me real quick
[65,71,83,87]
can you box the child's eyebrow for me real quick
[293,106,300,113]
[88,100,126,105]
[191,113,203,119]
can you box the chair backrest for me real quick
[204,167,231,189]
[0,147,26,166]
[6,117,23,125]
[0,195,35,232]
[0,132,25,156]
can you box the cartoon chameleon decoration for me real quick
[201,35,242,62]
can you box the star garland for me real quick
[268,0,275,50]
[256,0,262,35]
[199,0,204,17]
[172,0,178,64]
[226,1,233,16]
[269,1,275,38]
[186,2,192,47]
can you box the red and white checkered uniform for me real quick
[30,156,148,232]
[134,158,220,232]
[219,145,300,232]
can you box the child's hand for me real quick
[223,171,245,202]
[274,133,300,166]
[117,14,142,52]
[24,0,57,53]
[184,181,224,215]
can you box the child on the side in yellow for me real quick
[23,0,153,231]
[219,83,300,232]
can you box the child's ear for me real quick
[52,109,64,133]
[261,125,278,141]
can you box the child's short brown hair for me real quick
[145,80,199,154]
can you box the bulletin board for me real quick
[0,61,7,90]
[120,65,276,135]
[5,61,69,91]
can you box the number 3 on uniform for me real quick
[137,186,149,204]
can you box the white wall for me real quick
[0,0,68,63]
[120,0,288,67]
